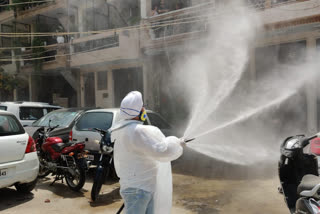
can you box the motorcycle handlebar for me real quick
[301,134,319,147]
[93,128,108,135]
[48,125,59,131]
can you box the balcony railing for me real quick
[0,0,9,13]
[72,34,119,54]
[14,0,52,12]
[21,43,67,67]
[247,0,266,9]
[0,50,12,66]
[145,3,212,40]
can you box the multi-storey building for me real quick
[0,0,319,132]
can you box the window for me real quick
[76,112,113,131]
[19,107,44,120]
[97,71,108,90]
[0,115,25,136]
[0,106,7,111]
[147,112,171,129]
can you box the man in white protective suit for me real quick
[111,91,184,214]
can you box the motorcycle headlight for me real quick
[285,138,300,149]
[102,145,113,153]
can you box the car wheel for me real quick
[15,178,38,193]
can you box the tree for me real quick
[0,71,20,92]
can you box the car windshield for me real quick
[76,112,113,131]
[0,115,25,136]
[33,111,80,128]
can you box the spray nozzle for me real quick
[185,138,195,143]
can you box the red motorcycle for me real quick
[35,121,88,191]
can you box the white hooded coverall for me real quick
[112,120,183,214]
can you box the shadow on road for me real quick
[35,177,86,198]
[0,188,34,211]
[89,187,121,207]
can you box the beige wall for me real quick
[71,30,140,67]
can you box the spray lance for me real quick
[184,138,196,143]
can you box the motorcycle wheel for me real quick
[91,165,110,201]
[65,161,86,192]
[38,156,50,178]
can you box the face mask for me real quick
[140,109,147,122]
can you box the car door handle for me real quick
[16,141,26,145]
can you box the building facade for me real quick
[0,0,319,132]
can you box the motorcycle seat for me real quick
[297,174,320,196]
[51,142,73,153]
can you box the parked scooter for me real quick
[35,120,89,191]
[91,128,116,201]
[279,134,320,213]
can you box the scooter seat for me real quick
[297,174,320,196]
[51,142,73,152]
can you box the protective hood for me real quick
[120,91,143,120]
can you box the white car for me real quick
[0,111,39,193]
[0,101,61,127]
[70,108,175,165]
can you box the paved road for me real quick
[0,171,287,214]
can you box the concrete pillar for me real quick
[306,37,317,134]
[28,74,32,101]
[94,71,98,107]
[77,6,84,38]
[142,61,149,108]
[142,57,155,110]
[107,70,114,107]
[76,72,81,107]
[141,0,152,18]
[80,72,85,107]
[13,89,17,101]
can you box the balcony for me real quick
[141,3,212,52]
[71,30,140,67]
[20,43,68,73]
[0,0,14,22]
[260,0,318,29]
[15,0,66,20]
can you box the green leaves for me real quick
[0,72,21,92]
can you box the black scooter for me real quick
[279,134,320,213]
[91,128,116,201]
